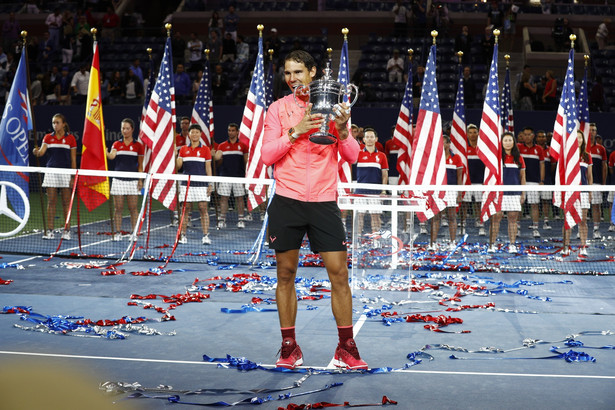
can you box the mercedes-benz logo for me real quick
[0,181,30,237]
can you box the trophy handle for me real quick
[339,83,359,107]
[293,84,310,109]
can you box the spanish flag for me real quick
[78,40,109,211]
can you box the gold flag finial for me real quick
[204,48,210,60]
[570,34,576,49]
[257,24,264,37]
[431,30,438,45]
[268,49,274,60]
[584,54,589,66]
[504,54,510,67]
[165,23,172,37]
[457,51,463,64]
[342,28,349,40]
[408,48,414,61]
[327,47,332,60]
[20,30,27,39]
[146,47,152,56]
[494,29,500,44]
[91,27,97,41]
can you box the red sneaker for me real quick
[333,338,368,370]
[276,337,303,369]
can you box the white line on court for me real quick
[1,350,614,379]
[325,311,369,369]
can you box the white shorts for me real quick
[608,191,615,203]
[539,189,552,201]
[590,190,603,205]
[581,192,590,209]
[502,194,522,212]
[179,185,210,202]
[42,172,71,188]
[524,182,540,204]
[444,190,458,208]
[111,179,139,196]
[463,185,483,202]
[355,197,383,214]
[388,176,399,186]
[217,182,246,197]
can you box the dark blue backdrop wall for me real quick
[29,105,615,165]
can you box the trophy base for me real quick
[309,133,337,145]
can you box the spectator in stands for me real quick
[60,10,74,64]
[2,12,20,52]
[101,5,120,43]
[33,113,77,240]
[208,10,223,37]
[596,18,611,50]
[206,30,222,66]
[429,2,450,36]
[412,65,425,108]
[187,32,204,72]
[235,34,249,65]
[46,8,62,51]
[487,1,503,30]
[214,122,248,229]
[541,0,553,14]
[489,132,525,254]
[462,66,477,108]
[224,5,239,42]
[74,14,92,62]
[503,4,518,41]
[552,17,572,52]
[106,118,143,242]
[455,26,471,64]
[518,126,546,236]
[30,73,43,106]
[176,116,190,148]
[71,64,89,104]
[58,66,72,105]
[221,32,236,63]
[123,68,143,104]
[410,0,427,38]
[42,65,61,104]
[392,0,409,38]
[38,32,56,72]
[0,46,7,70]
[177,123,213,245]
[541,70,557,111]
[172,31,187,65]
[480,25,495,65]
[0,64,7,106]
[265,28,282,64]
[107,70,123,104]
[129,58,143,85]
[355,128,388,236]
[174,63,192,105]
[589,76,605,112]
[192,69,203,104]
[211,63,228,104]
[562,130,591,256]
[518,65,536,111]
[589,123,607,239]
[386,49,404,83]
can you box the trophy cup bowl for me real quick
[293,66,358,145]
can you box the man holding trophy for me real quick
[262,50,366,370]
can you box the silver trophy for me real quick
[293,62,358,145]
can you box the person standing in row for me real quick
[106,118,143,241]
[262,50,366,370]
[33,113,76,240]
[177,124,213,245]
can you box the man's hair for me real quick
[467,123,478,131]
[364,127,377,138]
[522,126,534,133]
[228,123,239,130]
[284,50,317,72]
[180,116,190,122]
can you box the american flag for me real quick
[337,37,352,193]
[577,63,590,149]
[392,54,413,186]
[550,49,581,230]
[450,64,469,187]
[191,58,214,148]
[477,42,502,223]
[140,37,177,210]
[239,32,268,211]
[265,52,274,107]
[139,55,156,172]
[408,44,447,222]
[502,64,514,134]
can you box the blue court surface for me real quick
[1,246,614,410]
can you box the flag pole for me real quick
[21,30,47,236]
